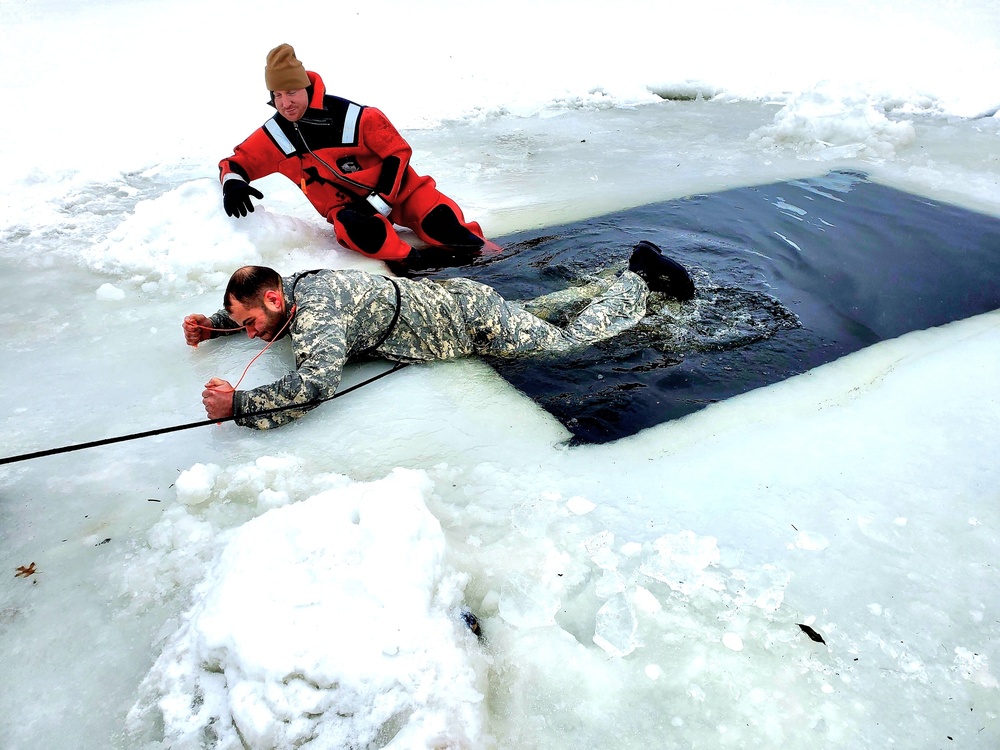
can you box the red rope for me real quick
[202,305,298,391]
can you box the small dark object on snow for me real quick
[798,623,826,644]
[462,610,482,638]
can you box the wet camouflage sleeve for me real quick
[229,269,648,430]
[207,311,245,337]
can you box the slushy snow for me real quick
[127,468,486,748]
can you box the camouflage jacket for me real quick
[208,269,479,429]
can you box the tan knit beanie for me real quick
[265,44,310,91]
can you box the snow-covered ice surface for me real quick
[1,0,999,747]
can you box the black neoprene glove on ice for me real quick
[223,180,264,217]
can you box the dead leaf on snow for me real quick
[798,623,826,644]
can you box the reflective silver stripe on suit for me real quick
[264,118,297,155]
[343,103,361,143]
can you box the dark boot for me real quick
[628,241,695,300]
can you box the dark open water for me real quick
[431,171,1000,443]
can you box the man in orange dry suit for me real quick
[219,44,489,270]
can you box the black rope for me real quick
[0,362,410,467]
[356,277,402,356]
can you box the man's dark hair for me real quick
[224,266,282,311]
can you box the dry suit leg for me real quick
[394,171,484,248]
[331,206,412,261]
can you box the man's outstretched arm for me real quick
[182,311,245,347]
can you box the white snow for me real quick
[127,468,485,748]
[1,0,999,748]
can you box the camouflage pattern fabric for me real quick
[209,268,648,429]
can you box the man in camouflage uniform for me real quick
[182,242,693,429]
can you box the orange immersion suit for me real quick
[219,71,484,262]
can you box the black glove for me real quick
[222,179,264,217]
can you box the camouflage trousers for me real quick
[438,270,649,358]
